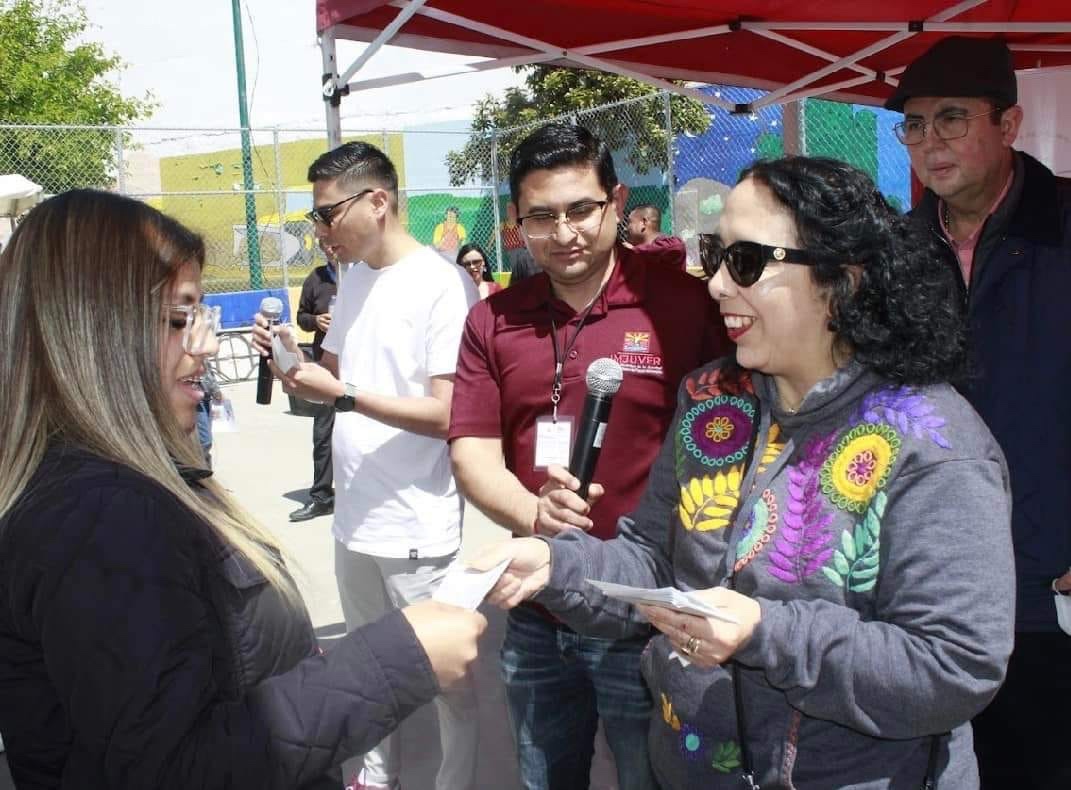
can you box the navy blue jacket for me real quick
[0,446,438,788]
[914,152,1071,633]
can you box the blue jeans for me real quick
[195,396,212,469]
[501,606,657,790]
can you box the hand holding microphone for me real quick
[533,358,623,536]
[255,297,284,405]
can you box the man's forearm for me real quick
[454,459,539,536]
[352,391,451,439]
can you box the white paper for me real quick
[585,579,739,624]
[271,331,303,375]
[433,558,510,611]
[1055,593,1071,636]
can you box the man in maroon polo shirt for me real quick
[449,123,728,790]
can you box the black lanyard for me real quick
[547,295,601,423]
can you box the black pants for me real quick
[973,631,1071,789]
[310,404,334,505]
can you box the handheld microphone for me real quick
[256,297,284,405]
[569,358,624,500]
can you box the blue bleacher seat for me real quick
[203,289,291,331]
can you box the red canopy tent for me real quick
[314,0,1071,146]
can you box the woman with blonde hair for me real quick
[0,190,484,789]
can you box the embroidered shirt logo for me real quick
[623,331,651,352]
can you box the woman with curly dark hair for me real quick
[475,156,1015,789]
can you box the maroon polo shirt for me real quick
[631,234,688,271]
[449,243,730,541]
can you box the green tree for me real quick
[446,66,710,187]
[0,0,154,192]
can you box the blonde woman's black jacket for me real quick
[0,445,438,789]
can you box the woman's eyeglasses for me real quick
[305,189,374,227]
[166,303,221,354]
[699,235,814,287]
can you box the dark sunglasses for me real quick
[305,189,374,227]
[699,235,813,287]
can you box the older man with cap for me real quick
[887,35,1071,789]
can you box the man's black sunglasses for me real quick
[699,235,814,287]
[305,189,374,227]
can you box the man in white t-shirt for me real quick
[255,141,478,790]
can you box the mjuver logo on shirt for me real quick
[623,331,651,352]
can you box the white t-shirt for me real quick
[322,246,477,558]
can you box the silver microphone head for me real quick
[260,296,284,322]
[585,358,624,397]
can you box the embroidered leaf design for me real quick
[824,491,886,592]
[767,434,837,584]
[857,386,951,449]
[678,467,742,532]
[710,741,742,773]
[660,693,681,731]
[735,496,769,561]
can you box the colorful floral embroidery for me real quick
[679,395,756,469]
[767,434,837,584]
[757,423,785,474]
[684,368,753,402]
[823,491,886,592]
[679,466,743,532]
[820,424,901,513]
[680,724,704,761]
[661,692,681,731]
[660,692,742,775]
[710,741,743,773]
[705,415,735,442]
[735,489,778,572]
[856,386,951,449]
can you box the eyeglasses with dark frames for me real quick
[894,108,1000,146]
[305,189,374,226]
[517,200,610,240]
[699,235,815,287]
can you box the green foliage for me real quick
[446,66,710,188]
[0,0,154,191]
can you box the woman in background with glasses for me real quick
[0,190,484,788]
[456,243,502,299]
[476,156,1015,789]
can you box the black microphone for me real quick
[256,296,284,405]
[569,358,624,500]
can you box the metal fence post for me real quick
[273,127,289,291]
[663,90,675,235]
[489,130,504,275]
[114,127,126,194]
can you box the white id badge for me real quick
[210,397,239,433]
[534,416,573,470]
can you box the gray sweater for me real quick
[536,361,1014,789]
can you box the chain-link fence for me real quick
[0,88,910,287]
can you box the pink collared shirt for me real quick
[938,170,1014,286]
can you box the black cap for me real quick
[884,36,1017,113]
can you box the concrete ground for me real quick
[0,377,621,790]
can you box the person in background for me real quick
[456,243,502,299]
[475,156,1014,790]
[290,259,341,522]
[624,202,686,271]
[254,141,479,790]
[505,246,540,285]
[885,36,1071,789]
[0,189,485,789]
[194,364,222,469]
[450,123,729,790]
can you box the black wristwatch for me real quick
[334,382,357,412]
